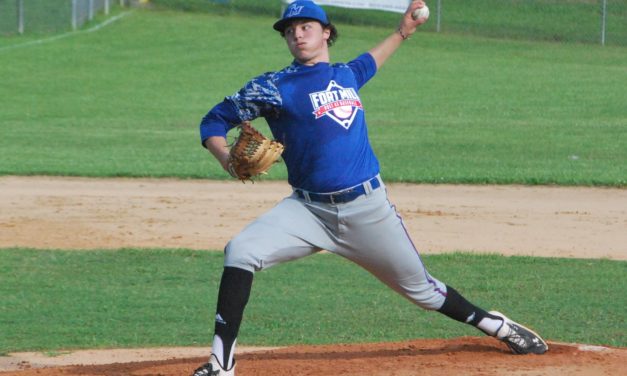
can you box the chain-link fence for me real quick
[426,0,626,46]
[152,0,627,46]
[0,0,132,35]
[3,0,625,45]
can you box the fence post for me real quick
[105,0,110,15]
[17,0,24,34]
[71,0,77,30]
[436,0,441,33]
[600,0,607,46]
[89,0,94,20]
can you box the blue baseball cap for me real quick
[273,0,329,32]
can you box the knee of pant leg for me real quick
[224,236,261,273]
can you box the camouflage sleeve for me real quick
[226,72,282,121]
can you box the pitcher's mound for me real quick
[1,337,624,376]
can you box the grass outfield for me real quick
[0,249,624,354]
[0,9,625,185]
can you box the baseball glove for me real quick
[227,121,284,181]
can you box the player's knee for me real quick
[224,236,260,272]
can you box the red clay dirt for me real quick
[1,338,625,376]
[1,176,625,375]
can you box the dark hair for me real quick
[327,23,338,47]
[279,21,339,47]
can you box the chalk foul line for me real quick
[0,11,132,52]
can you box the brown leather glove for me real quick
[227,122,284,181]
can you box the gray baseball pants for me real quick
[224,177,447,311]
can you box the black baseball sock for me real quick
[437,285,503,336]
[212,266,254,369]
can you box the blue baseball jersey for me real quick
[200,52,379,192]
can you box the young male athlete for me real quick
[193,1,548,375]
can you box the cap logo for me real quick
[286,4,304,17]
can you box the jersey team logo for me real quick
[309,80,363,129]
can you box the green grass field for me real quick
[0,249,624,354]
[0,9,625,185]
[0,4,625,355]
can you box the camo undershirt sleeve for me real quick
[226,72,282,121]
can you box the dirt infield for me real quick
[1,176,625,259]
[1,338,625,376]
[0,176,625,375]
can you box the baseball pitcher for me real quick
[193,1,548,375]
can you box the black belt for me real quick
[295,177,381,204]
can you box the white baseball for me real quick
[411,5,430,21]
